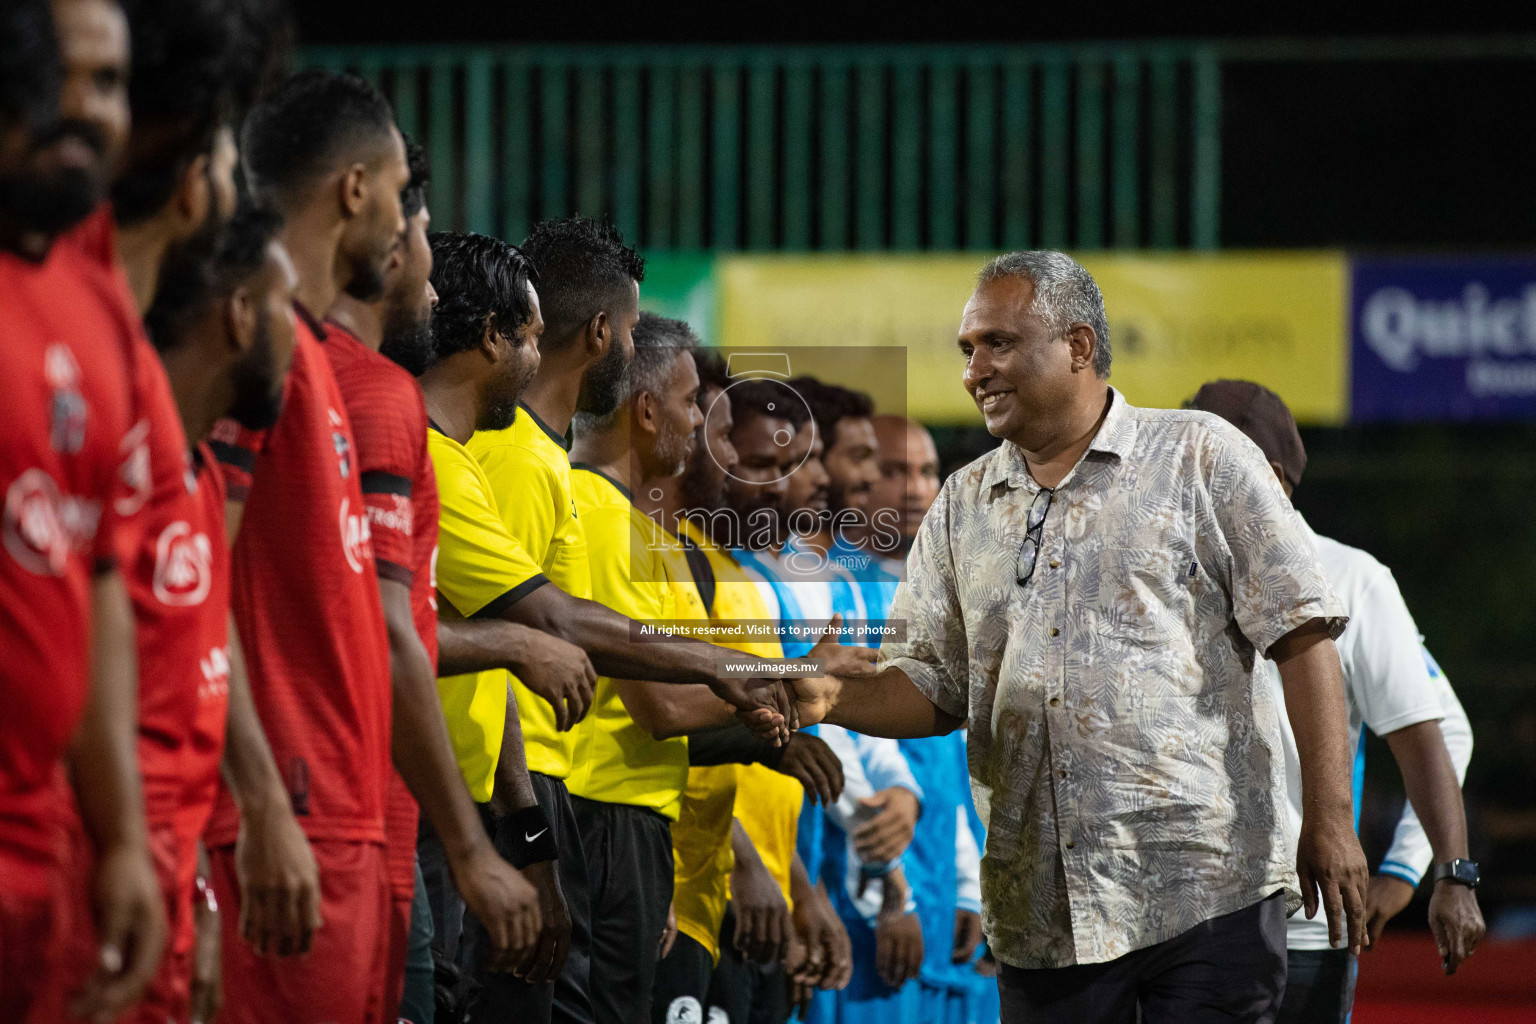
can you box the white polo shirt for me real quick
[1270,518,1473,950]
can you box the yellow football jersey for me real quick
[564,465,702,820]
[467,404,591,779]
[427,427,547,801]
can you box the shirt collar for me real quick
[570,461,631,502]
[519,402,570,451]
[980,387,1137,492]
[1087,387,1138,461]
[294,301,328,340]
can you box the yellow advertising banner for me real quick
[716,252,1349,425]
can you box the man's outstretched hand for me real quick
[806,615,879,678]
[709,672,792,744]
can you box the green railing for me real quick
[300,38,1536,252]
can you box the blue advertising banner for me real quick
[1352,256,1536,422]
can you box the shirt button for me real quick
[1065,840,1076,850]
[1050,627,1060,637]
[1057,769,1067,779]
[1049,559,1061,569]
[1049,697,1060,707]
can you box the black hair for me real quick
[144,197,283,351]
[519,216,645,354]
[791,376,873,449]
[240,68,396,207]
[113,0,292,225]
[730,378,806,429]
[428,231,540,362]
[573,311,699,436]
[0,0,60,131]
[401,136,430,219]
[693,347,730,397]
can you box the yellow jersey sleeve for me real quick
[469,413,592,598]
[429,431,547,619]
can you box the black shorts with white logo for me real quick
[653,932,714,1024]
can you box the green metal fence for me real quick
[301,38,1536,252]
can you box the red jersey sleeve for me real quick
[208,418,269,503]
[346,377,426,587]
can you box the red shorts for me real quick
[123,819,198,1024]
[210,839,391,1024]
[10,825,98,1024]
[386,888,413,1020]
[0,863,69,1023]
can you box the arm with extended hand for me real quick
[498,583,807,740]
[1379,669,1474,887]
[787,666,964,739]
[380,579,541,975]
[778,486,968,740]
[1273,622,1370,955]
[438,618,597,733]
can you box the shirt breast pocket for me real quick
[1097,546,1191,650]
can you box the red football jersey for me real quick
[177,452,232,839]
[0,241,137,888]
[116,324,233,831]
[205,310,393,846]
[321,322,440,664]
[323,320,441,899]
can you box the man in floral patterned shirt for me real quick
[776,252,1368,1024]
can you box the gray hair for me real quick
[977,251,1111,379]
[572,311,700,436]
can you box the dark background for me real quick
[292,4,1536,250]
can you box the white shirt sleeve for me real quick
[854,732,922,805]
[820,727,922,845]
[955,805,982,914]
[820,724,874,834]
[1378,649,1474,886]
[1344,566,1444,737]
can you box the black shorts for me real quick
[653,932,714,1024]
[461,772,595,1024]
[572,795,675,1024]
[708,903,788,1024]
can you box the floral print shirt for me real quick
[882,388,1347,968]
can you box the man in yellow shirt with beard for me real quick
[569,316,862,1024]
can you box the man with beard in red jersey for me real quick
[0,2,165,1020]
[326,141,582,1023]
[136,200,301,1024]
[207,70,539,1024]
[50,0,316,1018]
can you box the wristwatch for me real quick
[1432,859,1481,889]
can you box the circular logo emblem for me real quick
[152,520,213,606]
